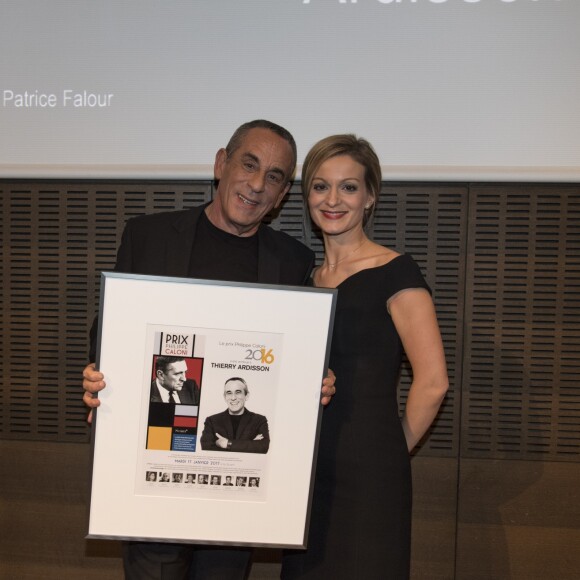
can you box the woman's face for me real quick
[307,155,373,237]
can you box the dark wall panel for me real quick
[0,183,212,441]
[410,457,459,579]
[1,181,463,453]
[462,185,580,460]
[372,184,467,456]
[456,458,580,579]
[0,440,123,580]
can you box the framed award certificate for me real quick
[87,272,336,548]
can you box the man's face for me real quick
[224,380,248,415]
[210,128,294,236]
[157,360,187,391]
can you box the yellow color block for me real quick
[147,427,172,450]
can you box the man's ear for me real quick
[214,148,227,181]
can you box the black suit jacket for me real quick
[150,379,200,405]
[90,203,314,360]
[115,202,314,282]
[200,408,270,454]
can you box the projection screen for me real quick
[1,0,579,181]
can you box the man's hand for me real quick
[215,432,229,449]
[82,363,106,424]
[321,368,336,406]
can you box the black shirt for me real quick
[188,210,259,283]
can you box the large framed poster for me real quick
[87,272,337,548]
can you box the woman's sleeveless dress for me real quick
[282,254,430,580]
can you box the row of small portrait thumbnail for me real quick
[146,471,260,487]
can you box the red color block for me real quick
[174,416,197,428]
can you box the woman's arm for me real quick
[389,289,449,452]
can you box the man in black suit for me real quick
[200,377,269,453]
[82,120,336,580]
[150,356,200,404]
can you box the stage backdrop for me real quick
[1,0,579,181]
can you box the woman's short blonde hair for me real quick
[301,134,381,225]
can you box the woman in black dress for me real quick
[282,135,448,579]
